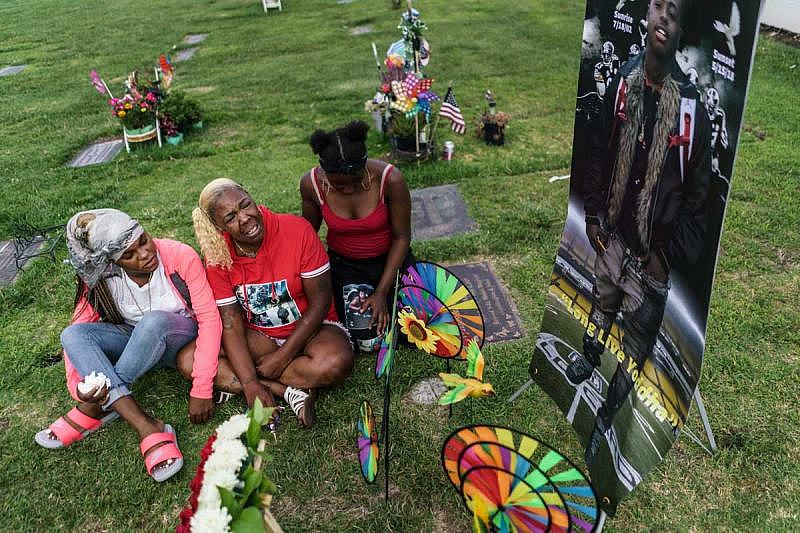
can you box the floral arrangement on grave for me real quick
[365,6,435,150]
[176,399,282,533]
[476,90,510,146]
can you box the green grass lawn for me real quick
[1,0,798,530]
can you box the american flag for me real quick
[439,87,466,135]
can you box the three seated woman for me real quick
[36,119,410,482]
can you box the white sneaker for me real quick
[283,387,315,428]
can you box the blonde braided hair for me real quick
[192,178,248,269]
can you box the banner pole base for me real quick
[595,510,607,532]
[694,387,717,452]
[507,378,534,403]
[682,387,717,455]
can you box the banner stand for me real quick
[506,378,534,403]
[506,381,718,455]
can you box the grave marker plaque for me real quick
[183,34,208,45]
[349,26,374,35]
[0,239,44,286]
[68,139,124,168]
[411,184,476,241]
[0,65,27,77]
[175,47,199,62]
[447,261,524,343]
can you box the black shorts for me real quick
[328,248,415,351]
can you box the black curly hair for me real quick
[309,120,369,175]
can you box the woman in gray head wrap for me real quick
[35,209,223,483]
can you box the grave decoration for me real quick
[437,338,495,406]
[365,4,440,161]
[89,55,202,151]
[176,399,283,533]
[356,400,380,484]
[441,425,600,532]
[476,90,510,146]
[90,69,162,152]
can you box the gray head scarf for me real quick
[66,209,144,288]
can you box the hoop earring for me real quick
[320,174,332,197]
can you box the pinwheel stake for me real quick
[357,272,402,500]
[442,425,601,532]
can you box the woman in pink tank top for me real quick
[300,120,413,352]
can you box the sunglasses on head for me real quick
[319,133,367,175]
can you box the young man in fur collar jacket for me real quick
[567,0,712,465]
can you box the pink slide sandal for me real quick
[140,424,184,482]
[34,407,119,449]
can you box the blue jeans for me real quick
[61,311,198,409]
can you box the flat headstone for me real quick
[411,184,477,241]
[409,377,447,405]
[0,65,27,77]
[0,239,44,286]
[337,0,354,4]
[349,26,374,35]
[175,47,199,62]
[68,139,124,168]
[447,261,525,343]
[183,34,208,45]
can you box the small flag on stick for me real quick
[439,87,466,135]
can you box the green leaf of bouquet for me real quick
[241,470,263,503]
[218,486,242,520]
[246,416,261,449]
[230,506,266,533]
[252,398,264,425]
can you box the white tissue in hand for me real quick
[77,371,111,395]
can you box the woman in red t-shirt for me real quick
[300,120,413,352]
[192,178,353,427]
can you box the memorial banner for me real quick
[529,0,763,513]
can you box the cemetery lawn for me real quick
[1,0,799,530]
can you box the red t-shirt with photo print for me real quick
[205,205,337,339]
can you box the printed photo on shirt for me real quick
[235,279,302,329]
[343,283,374,330]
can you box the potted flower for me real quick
[477,90,510,145]
[161,90,203,133]
[160,114,183,146]
[109,92,158,136]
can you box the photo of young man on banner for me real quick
[529,0,764,513]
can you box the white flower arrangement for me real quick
[177,399,281,533]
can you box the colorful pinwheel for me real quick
[441,425,599,532]
[438,338,495,405]
[357,401,379,484]
[402,261,485,359]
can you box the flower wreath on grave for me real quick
[176,399,283,533]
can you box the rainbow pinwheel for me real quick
[357,401,379,484]
[441,426,599,532]
[401,262,485,359]
[438,337,495,405]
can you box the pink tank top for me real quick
[311,165,394,259]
